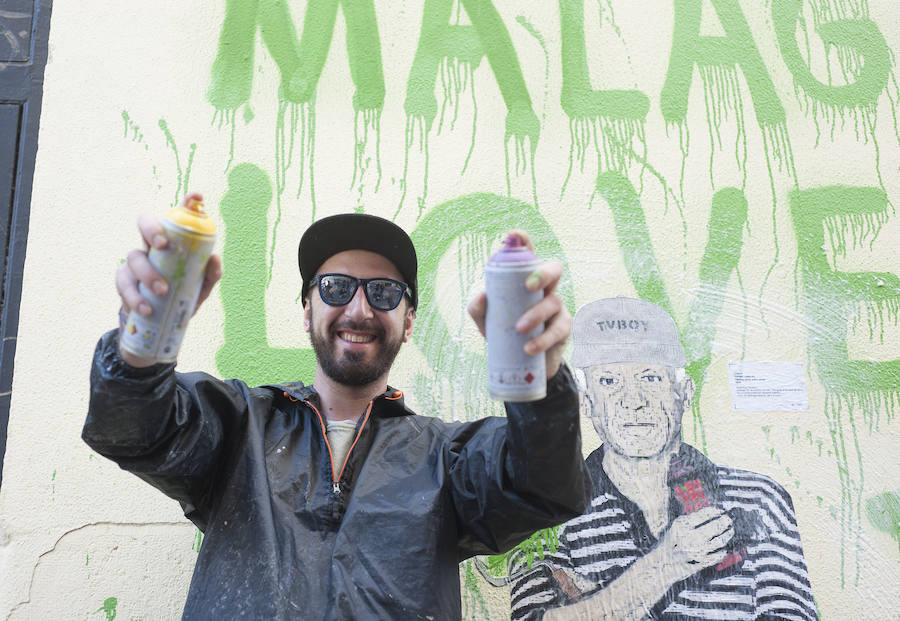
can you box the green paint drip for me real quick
[696,65,748,190]
[192,528,203,553]
[395,116,430,220]
[757,123,798,330]
[94,597,117,621]
[158,119,183,208]
[410,194,573,423]
[351,107,383,206]
[216,163,316,384]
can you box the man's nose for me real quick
[619,385,646,410]
[344,284,374,319]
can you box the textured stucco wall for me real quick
[1,0,898,618]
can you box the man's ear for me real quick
[403,306,416,343]
[303,299,311,332]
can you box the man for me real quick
[83,196,589,619]
[510,297,817,620]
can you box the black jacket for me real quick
[84,331,589,620]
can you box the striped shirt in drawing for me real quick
[510,445,818,621]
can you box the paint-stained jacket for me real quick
[83,330,590,620]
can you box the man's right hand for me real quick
[658,506,734,579]
[116,193,222,367]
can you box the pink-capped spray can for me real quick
[485,236,546,402]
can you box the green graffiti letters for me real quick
[790,186,899,397]
[790,185,900,584]
[773,0,890,110]
[596,171,748,450]
[558,0,649,182]
[208,0,385,111]
[661,0,784,128]
[216,163,316,384]
[559,0,648,121]
[405,0,537,141]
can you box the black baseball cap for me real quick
[298,213,418,308]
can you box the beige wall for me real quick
[1,0,898,618]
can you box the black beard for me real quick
[309,308,404,387]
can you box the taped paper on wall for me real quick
[727,362,809,412]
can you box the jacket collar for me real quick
[278,382,415,419]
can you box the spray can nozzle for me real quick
[503,235,525,249]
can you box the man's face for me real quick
[305,249,415,387]
[584,362,692,458]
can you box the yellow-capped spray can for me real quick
[120,199,216,363]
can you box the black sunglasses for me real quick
[310,273,410,311]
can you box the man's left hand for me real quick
[467,230,572,379]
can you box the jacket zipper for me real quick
[304,398,374,496]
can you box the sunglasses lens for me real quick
[319,274,356,305]
[366,279,405,310]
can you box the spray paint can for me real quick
[120,198,216,363]
[485,235,546,402]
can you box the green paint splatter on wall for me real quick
[410,193,573,423]
[193,528,203,552]
[216,163,316,384]
[596,172,748,451]
[790,185,900,585]
[94,597,117,621]
[866,491,900,553]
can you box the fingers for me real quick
[119,248,167,316]
[194,254,223,313]
[116,260,147,316]
[707,523,735,553]
[524,259,563,294]
[137,213,168,251]
[519,297,570,354]
[467,290,487,337]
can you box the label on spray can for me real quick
[120,199,216,363]
[485,236,546,402]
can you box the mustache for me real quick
[331,319,385,337]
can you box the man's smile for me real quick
[338,331,377,344]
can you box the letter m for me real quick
[207,0,385,112]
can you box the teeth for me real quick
[341,332,375,343]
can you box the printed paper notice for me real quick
[727,362,809,412]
